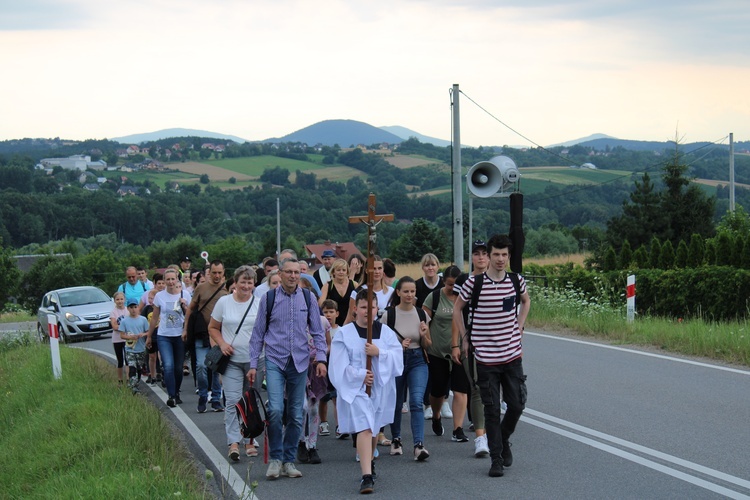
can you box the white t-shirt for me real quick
[211,294,259,363]
[153,289,191,337]
[349,285,394,313]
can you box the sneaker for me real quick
[360,474,375,494]
[174,394,183,405]
[432,417,444,436]
[414,443,430,461]
[308,448,321,464]
[474,435,490,458]
[228,443,240,462]
[211,401,225,412]
[336,426,350,440]
[401,402,409,413]
[469,421,475,432]
[266,459,282,479]
[452,427,469,442]
[319,421,330,436]
[489,459,504,477]
[166,398,176,408]
[297,442,310,463]
[424,405,433,420]
[281,462,302,478]
[501,441,513,467]
[371,460,377,480]
[441,400,453,419]
[197,396,207,414]
[390,438,403,456]
[146,376,153,384]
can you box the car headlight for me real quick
[64,312,82,322]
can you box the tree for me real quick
[0,245,21,310]
[259,166,290,185]
[715,232,733,266]
[659,240,675,269]
[199,174,210,184]
[648,237,661,269]
[632,246,649,268]
[618,239,633,269]
[389,219,448,263]
[228,177,237,184]
[687,234,705,267]
[674,240,688,268]
[605,172,663,251]
[19,255,85,313]
[601,246,617,271]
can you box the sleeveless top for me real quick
[328,280,356,326]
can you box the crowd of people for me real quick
[109,236,530,494]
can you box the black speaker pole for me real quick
[509,192,524,273]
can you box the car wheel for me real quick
[37,323,49,344]
[58,324,69,344]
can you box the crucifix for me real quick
[348,192,394,396]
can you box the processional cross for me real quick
[348,193,394,396]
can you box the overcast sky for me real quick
[1,0,747,147]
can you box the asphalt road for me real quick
[33,330,750,499]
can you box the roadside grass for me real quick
[0,337,206,499]
[528,284,750,366]
[0,311,35,324]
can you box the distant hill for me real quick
[268,119,403,147]
[547,133,617,148]
[379,126,451,147]
[578,138,717,152]
[111,128,248,145]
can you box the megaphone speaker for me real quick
[466,155,520,197]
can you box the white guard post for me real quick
[47,314,62,379]
[626,275,636,323]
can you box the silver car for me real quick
[37,286,114,343]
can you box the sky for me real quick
[1,0,748,147]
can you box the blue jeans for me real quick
[391,349,429,446]
[266,357,307,463]
[194,342,223,403]
[157,335,185,399]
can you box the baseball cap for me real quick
[472,240,487,253]
[127,298,139,307]
[322,249,335,258]
[180,256,191,262]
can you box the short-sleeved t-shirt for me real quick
[110,306,127,343]
[211,294,259,363]
[120,315,150,353]
[458,272,526,365]
[423,290,454,358]
[380,307,428,351]
[153,290,190,337]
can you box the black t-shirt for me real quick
[415,276,444,309]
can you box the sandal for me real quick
[183,366,190,376]
[228,443,240,462]
[245,440,259,457]
[377,432,392,446]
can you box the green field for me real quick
[204,155,328,176]
[105,169,199,186]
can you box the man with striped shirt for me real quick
[453,234,530,478]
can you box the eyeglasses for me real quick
[282,270,300,275]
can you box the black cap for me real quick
[472,240,487,253]
[180,256,191,262]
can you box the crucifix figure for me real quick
[348,193,394,395]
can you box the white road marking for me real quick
[525,331,750,376]
[77,347,256,499]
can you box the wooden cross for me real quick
[348,193,394,396]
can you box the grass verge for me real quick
[0,335,206,498]
[528,284,750,366]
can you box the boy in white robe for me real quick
[330,290,404,494]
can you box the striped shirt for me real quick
[458,272,526,365]
[249,286,327,373]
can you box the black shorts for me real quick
[147,329,159,354]
[428,354,470,397]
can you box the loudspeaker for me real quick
[466,155,520,198]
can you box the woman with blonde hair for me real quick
[318,259,356,327]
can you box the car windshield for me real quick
[58,289,110,307]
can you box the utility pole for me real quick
[729,132,735,212]
[451,84,464,270]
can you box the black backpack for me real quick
[235,388,267,439]
[265,287,314,330]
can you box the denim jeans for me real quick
[476,357,527,462]
[266,357,307,463]
[194,342,223,403]
[157,335,185,399]
[391,349,429,446]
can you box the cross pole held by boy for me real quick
[348,192,393,396]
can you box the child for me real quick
[120,298,151,394]
[329,289,403,494]
[110,291,128,385]
[319,299,339,437]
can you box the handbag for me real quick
[187,285,224,344]
[204,296,254,375]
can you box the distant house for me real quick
[83,183,100,192]
[201,143,215,150]
[305,241,362,267]
[126,145,140,155]
[37,155,106,171]
[117,185,139,196]
[116,148,129,158]
[214,145,226,153]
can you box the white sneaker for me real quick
[441,400,453,419]
[401,402,409,413]
[266,459,282,479]
[281,462,302,478]
[474,435,490,458]
[319,421,330,436]
[424,405,433,420]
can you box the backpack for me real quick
[120,281,146,295]
[235,387,267,439]
[265,287,313,331]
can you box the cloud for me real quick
[0,0,90,30]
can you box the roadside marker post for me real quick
[626,275,636,323]
[47,314,62,379]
